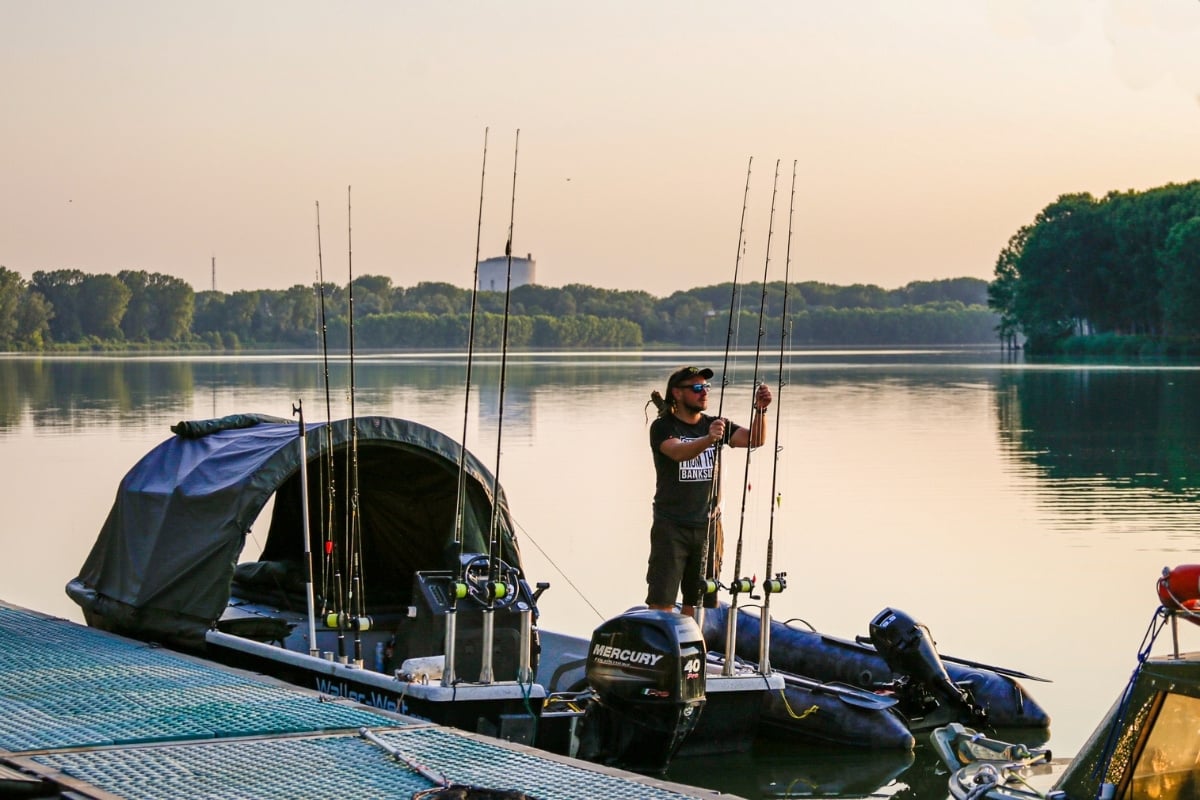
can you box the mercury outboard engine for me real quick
[869,607,986,724]
[577,609,706,772]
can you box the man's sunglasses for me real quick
[681,382,711,393]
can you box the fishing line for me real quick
[443,128,489,688]
[758,159,798,674]
[511,518,605,621]
[293,399,319,656]
[712,157,752,425]
[346,184,366,668]
[487,132,519,584]
[705,156,753,605]
[313,201,339,622]
[723,158,781,677]
[480,129,520,684]
[454,128,488,566]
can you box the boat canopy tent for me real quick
[1055,656,1200,800]
[67,414,521,650]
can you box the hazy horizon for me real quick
[3,1,1198,297]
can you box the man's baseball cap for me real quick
[668,366,714,387]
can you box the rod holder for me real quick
[441,606,458,687]
[479,607,495,684]
[518,607,533,683]
[758,603,772,676]
[722,600,739,677]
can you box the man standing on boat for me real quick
[646,365,771,620]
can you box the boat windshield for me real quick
[1125,692,1200,800]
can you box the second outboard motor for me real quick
[578,608,706,772]
[869,607,986,723]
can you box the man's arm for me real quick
[659,432,721,462]
[729,408,766,449]
[730,384,772,448]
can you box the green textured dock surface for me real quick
[0,604,733,799]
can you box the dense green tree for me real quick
[15,290,52,348]
[192,291,226,339]
[1003,193,1102,348]
[903,278,988,306]
[1161,217,1200,337]
[78,274,131,340]
[510,283,576,316]
[224,291,261,342]
[988,227,1028,348]
[0,267,22,348]
[118,270,194,341]
[350,274,393,316]
[32,269,87,342]
[989,180,1200,351]
[279,284,318,345]
[398,281,472,315]
[9,265,1004,350]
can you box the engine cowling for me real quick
[578,608,706,772]
[869,607,985,724]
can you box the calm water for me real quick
[2,349,1198,798]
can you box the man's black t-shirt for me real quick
[649,414,740,527]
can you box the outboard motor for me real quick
[869,607,986,724]
[578,609,706,772]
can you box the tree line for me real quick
[0,266,997,351]
[989,180,1200,353]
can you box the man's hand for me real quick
[754,383,772,411]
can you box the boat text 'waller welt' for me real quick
[66,413,1049,772]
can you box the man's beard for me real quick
[680,396,707,414]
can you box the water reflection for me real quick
[995,369,1200,501]
[664,726,1052,799]
[0,351,1187,799]
[666,745,917,798]
[7,357,1200,509]
[0,358,197,430]
[0,357,551,434]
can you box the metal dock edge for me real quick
[0,602,743,800]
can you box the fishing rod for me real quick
[313,201,342,660]
[704,156,753,615]
[480,129,520,685]
[346,184,366,669]
[758,160,798,675]
[443,127,490,689]
[293,399,319,657]
[723,158,780,677]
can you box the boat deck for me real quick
[0,602,739,799]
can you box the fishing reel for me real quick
[762,572,787,595]
[323,611,375,632]
[728,575,760,600]
[705,576,762,600]
[460,553,521,610]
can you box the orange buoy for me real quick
[1157,565,1200,622]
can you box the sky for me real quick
[2,1,1199,298]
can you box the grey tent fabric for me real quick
[67,415,520,650]
[170,413,289,439]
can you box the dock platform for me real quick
[0,602,740,799]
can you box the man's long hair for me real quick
[646,378,680,420]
